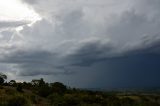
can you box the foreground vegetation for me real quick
[0,73,160,106]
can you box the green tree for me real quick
[31,78,45,87]
[37,85,51,97]
[51,82,67,94]
[17,83,23,92]
[9,80,17,86]
[0,72,7,85]
[39,78,45,87]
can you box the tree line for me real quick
[0,73,67,97]
[0,72,160,106]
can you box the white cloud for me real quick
[0,0,41,22]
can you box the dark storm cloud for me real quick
[88,53,160,88]
[65,40,115,67]
[126,35,160,55]
[65,35,160,67]
[2,34,159,77]
[62,36,160,88]
[0,0,160,88]
[1,50,53,63]
[0,49,75,76]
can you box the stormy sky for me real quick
[0,0,160,88]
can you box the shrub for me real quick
[51,82,67,95]
[120,97,136,106]
[7,95,31,106]
[63,94,80,106]
[5,89,16,95]
[16,84,23,92]
[30,95,38,104]
[37,86,51,97]
[0,73,7,85]
[48,93,65,106]
[0,85,3,89]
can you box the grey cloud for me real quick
[64,35,160,67]
[11,0,160,62]
[0,0,160,88]
[0,20,29,29]
[16,63,74,76]
[65,39,115,66]
[126,35,160,55]
[2,50,53,63]
[22,0,38,4]
[10,0,160,74]
[0,49,75,76]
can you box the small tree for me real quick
[9,80,16,86]
[17,83,23,92]
[0,72,7,85]
[51,82,67,94]
[31,78,45,87]
[39,78,45,87]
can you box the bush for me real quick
[0,85,3,89]
[120,97,136,106]
[105,96,121,106]
[7,95,31,106]
[37,86,51,97]
[16,84,23,92]
[51,82,67,95]
[48,93,64,106]
[48,94,80,106]
[29,95,38,104]
[5,89,16,95]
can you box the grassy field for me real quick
[0,85,160,106]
